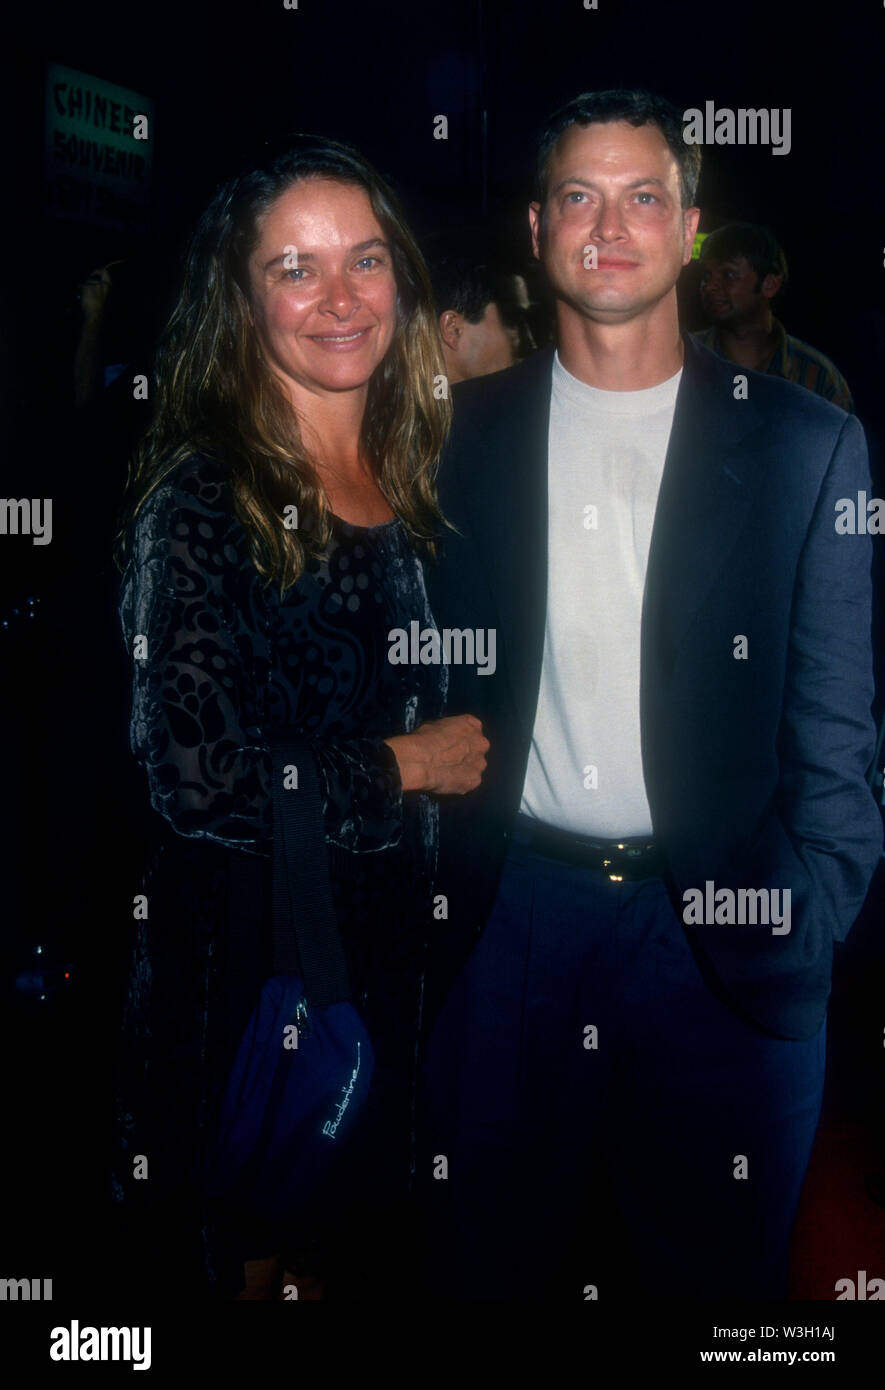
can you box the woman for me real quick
[110,136,488,1300]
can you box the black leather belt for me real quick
[513,813,666,882]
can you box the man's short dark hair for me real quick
[534,88,702,210]
[428,255,499,323]
[698,223,789,292]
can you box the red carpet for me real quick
[789,1119,885,1300]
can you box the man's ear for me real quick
[682,206,701,265]
[760,272,783,301]
[439,310,462,351]
[528,202,542,261]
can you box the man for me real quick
[695,223,853,411]
[421,89,882,1301]
[428,253,524,382]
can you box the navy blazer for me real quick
[426,333,883,1040]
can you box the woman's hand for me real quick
[385,715,489,795]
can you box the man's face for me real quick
[440,301,519,381]
[699,254,776,328]
[529,120,699,326]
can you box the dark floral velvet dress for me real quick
[110,454,446,1297]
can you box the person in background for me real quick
[496,268,543,360]
[695,223,853,411]
[428,253,523,382]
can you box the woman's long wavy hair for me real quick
[114,136,452,593]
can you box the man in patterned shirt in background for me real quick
[694,222,853,411]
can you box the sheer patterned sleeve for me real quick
[121,466,404,854]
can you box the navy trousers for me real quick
[421,819,826,1300]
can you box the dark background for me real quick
[4,0,885,463]
[1,0,883,1317]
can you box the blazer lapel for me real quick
[641,331,765,702]
[467,346,553,741]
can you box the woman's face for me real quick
[246,177,399,407]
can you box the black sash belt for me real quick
[512,812,666,882]
[268,733,351,1006]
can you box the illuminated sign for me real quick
[691,232,709,260]
[44,63,154,232]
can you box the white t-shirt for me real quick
[519,350,681,837]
